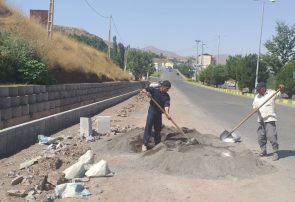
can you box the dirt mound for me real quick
[98,127,276,179]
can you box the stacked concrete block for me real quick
[96,116,111,134]
[80,117,92,139]
[0,82,145,130]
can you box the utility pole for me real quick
[107,15,112,59]
[217,34,221,65]
[47,0,54,39]
[201,41,206,71]
[195,40,200,80]
[124,45,130,72]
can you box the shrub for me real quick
[0,31,54,84]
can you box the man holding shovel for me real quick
[253,82,285,161]
[141,80,172,152]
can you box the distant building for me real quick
[197,53,215,70]
[30,10,48,26]
[164,62,174,69]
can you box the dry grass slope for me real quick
[0,0,130,83]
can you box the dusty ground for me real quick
[0,88,295,202]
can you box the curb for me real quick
[185,80,295,107]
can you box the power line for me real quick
[84,0,109,19]
[112,17,125,44]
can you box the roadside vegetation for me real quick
[0,0,158,84]
[176,22,295,97]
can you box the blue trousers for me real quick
[143,107,162,146]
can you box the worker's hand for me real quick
[165,113,172,120]
[253,107,260,113]
[141,89,151,97]
[279,84,285,93]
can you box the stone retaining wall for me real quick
[0,89,141,157]
[0,81,146,130]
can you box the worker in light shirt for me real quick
[252,82,285,161]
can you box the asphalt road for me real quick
[162,68,295,170]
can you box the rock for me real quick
[72,177,90,183]
[11,175,24,185]
[20,156,42,170]
[7,189,27,197]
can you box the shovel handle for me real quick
[230,88,280,133]
[150,97,188,138]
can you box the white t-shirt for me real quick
[252,89,281,122]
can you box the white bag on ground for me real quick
[85,159,114,177]
[78,150,94,164]
[63,161,86,179]
[55,183,90,198]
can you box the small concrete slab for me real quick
[96,116,111,135]
[80,117,92,140]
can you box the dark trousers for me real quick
[257,121,279,152]
[143,107,162,146]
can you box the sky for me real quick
[5,0,295,57]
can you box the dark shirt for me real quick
[146,87,170,114]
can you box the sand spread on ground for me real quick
[96,127,276,179]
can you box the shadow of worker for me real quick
[278,150,295,159]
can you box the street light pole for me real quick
[254,0,275,90]
[195,40,200,80]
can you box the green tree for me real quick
[264,22,295,74]
[174,63,194,78]
[276,60,295,97]
[127,49,154,80]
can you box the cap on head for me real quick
[160,80,171,88]
[256,82,266,90]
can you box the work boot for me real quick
[142,144,147,152]
[272,152,279,161]
[259,150,267,157]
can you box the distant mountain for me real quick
[143,46,187,60]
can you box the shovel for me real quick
[220,88,280,142]
[150,97,198,145]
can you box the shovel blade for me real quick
[220,130,234,142]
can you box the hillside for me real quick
[143,46,187,60]
[0,0,129,84]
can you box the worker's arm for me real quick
[164,106,171,120]
[141,88,152,97]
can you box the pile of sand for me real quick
[96,127,276,179]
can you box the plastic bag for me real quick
[55,183,90,198]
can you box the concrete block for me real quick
[33,85,41,94]
[0,131,8,155]
[44,101,50,110]
[28,94,36,104]
[25,86,34,95]
[0,87,9,97]
[36,103,44,112]
[0,97,11,108]
[42,93,48,101]
[48,92,55,100]
[18,86,26,96]
[54,92,60,99]
[29,104,38,114]
[2,108,12,120]
[80,117,92,140]
[12,106,22,118]
[8,87,18,97]
[36,94,43,102]
[11,96,20,107]
[21,105,29,116]
[49,101,55,109]
[40,85,46,93]
[20,95,29,105]
[5,128,16,154]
